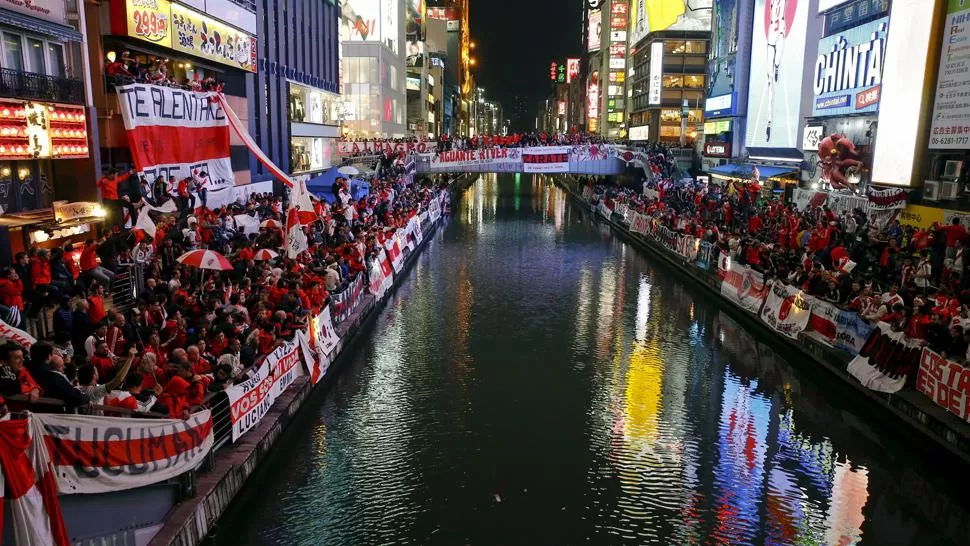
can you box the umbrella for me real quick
[253,249,279,261]
[177,249,233,271]
[337,166,360,176]
[260,219,282,229]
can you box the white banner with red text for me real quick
[338,140,437,155]
[430,148,522,170]
[226,335,306,442]
[38,410,213,494]
[846,322,913,394]
[369,248,395,300]
[629,212,651,235]
[759,281,813,339]
[116,84,235,191]
[303,306,341,384]
[384,236,404,274]
[522,146,572,173]
[917,347,970,423]
[0,317,36,348]
[720,262,768,314]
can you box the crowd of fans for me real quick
[588,156,970,368]
[339,133,616,154]
[104,50,223,91]
[0,158,446,419]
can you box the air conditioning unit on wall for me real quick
[924,180,940,201]
[943,160,964,180]
[942,180,960,200]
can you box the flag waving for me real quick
[0,415,70,545]
[288,177,317,225]
[286,205,308,259]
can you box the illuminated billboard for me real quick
[812,17,888,117]
[630,0,712,44]
[745,0,808,149]
[588,74,600,120]
[405,0,425,40]
[566,58,580,83]
[341,0,400,54]
[588,9,602,51]
[648,42,663,105]
[872,0,938,185]
[929,0,970,149]
[706,0,738,117]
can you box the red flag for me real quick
[0,416,70,545]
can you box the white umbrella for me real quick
[337,166,359,176]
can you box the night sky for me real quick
[469,0,584,131]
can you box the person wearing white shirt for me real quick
[914,253,933,289]
[881,284,904,309]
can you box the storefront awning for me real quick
[0,8,82,42]
[706,163,798,181]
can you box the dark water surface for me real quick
[219,175,969,546]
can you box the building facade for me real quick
[0,0,95,261]
[251,0,341,184]
[629,32,709,147]
[340,0,406,139]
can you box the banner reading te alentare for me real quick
[116,83,234,191]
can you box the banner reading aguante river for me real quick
[39,411,213,494]
[117,84,234,191]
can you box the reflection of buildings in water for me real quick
[594,262,618,357]
[573,267,594,356]
[824,459,869,546]
[711,369,771,546]
[452,261,473,373]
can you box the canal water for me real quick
[219,175,969,546]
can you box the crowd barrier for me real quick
[588,190,969,427]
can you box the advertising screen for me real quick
[706,0,739,117]
[648,42,663,105]
[567,58,580,83]
[745,0,808,149]
[341,0,399,54]
[588,9,602,51]
[812,17,888,117]
[630,0,712,42]
[406,0,425,39]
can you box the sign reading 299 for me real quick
[128,0,170,43]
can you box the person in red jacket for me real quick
[28,249,58,305]
[157,362,208,419]
[0,268,24,312]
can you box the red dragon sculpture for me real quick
[817,133,863,192]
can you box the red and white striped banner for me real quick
[215,93,295,189]
[116,84,234,192]
[385,236,404,274]
[38,410,214,495]
[0,415,69,545]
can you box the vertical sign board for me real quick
[648,41,663,105]
[929,0,970,149]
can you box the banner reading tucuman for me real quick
[39,410,214,494]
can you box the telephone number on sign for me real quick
[931,136,970,146]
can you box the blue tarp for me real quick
[306,168,370,204]
[706,163,797,180]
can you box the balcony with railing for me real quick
[0,67,84,105]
